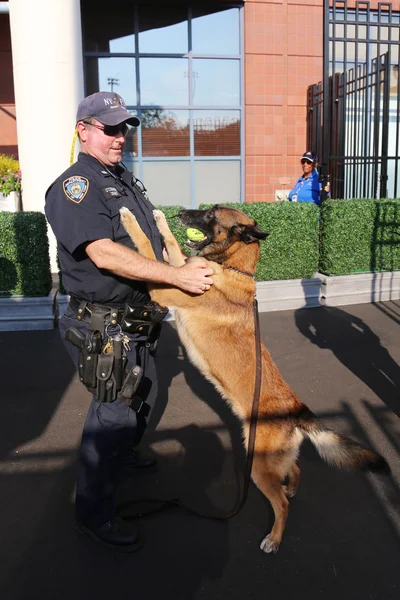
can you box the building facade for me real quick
[0,0,325,212]
[0,0,398,221]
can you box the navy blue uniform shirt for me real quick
[45,152,164,306]
[288,169,322,205]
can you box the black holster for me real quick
[65,327,102,390]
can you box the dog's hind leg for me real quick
[251,456,289,554]
[282,462,300,498]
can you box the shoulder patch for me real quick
[63,176,89,203]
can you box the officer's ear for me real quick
[77,121,89,142]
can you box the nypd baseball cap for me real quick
[301,151,318,163]
[76,92,140,127]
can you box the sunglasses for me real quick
[301,159,313,165]
[83,121,129,137]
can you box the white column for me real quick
[9,0,84,271]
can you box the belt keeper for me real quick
[77,299,88,321]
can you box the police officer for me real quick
[45,91,213,551]
[288,151,330,205]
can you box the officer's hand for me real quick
[173,259,214,294]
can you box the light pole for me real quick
[107,77,119,92]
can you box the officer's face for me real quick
[77,119,126,166]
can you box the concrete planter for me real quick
[0,293,55,331]
[256,277,322,312]
[55,293,70,322]
[0,191,22,212]
[319,271,400,306]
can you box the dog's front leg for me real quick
[153,209,186,267]
[120,207,156,260]
[119,207,198,309]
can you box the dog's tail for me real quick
[296,406,389,473]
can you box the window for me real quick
[81,1,243,207]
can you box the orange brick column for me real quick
[244,0,324,203]
[0,14,17,158]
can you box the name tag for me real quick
[101,186,123,200]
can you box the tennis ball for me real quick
[186,228,206,242]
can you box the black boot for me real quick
[121,449,158,475]
[76,518,142,552]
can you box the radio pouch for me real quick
[96,354,116,403]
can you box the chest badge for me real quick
[63,176,89,203]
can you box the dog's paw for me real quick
[260,534,280,554]
[153,209,168,231]
[120,207,136,225]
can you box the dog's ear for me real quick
[237,223,269,244]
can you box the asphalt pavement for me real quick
[1,301,400,600]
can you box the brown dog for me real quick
[120,204,388,553]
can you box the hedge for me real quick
[0,212,52,296]
[4,200,400,299]
[197,202,320,280]
[320,198,400,275]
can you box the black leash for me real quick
[119,296,262,521]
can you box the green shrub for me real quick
[320,198,400,275]
[0,212,52,296]
[198,202,320,280]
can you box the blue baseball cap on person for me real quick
[76,92,140,127]
[301,151,318,163]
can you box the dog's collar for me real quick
[223,265,255,279]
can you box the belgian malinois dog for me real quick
[120,204,388,553]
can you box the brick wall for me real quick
[0,14,17,158]
[244,0,323,203]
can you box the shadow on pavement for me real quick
[1,308,400,600]
[295,305,400,416]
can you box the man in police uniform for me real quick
[45,91,213,551]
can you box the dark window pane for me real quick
[192,59,240,106]
[193,111,240,156]
[85,57,136,105]
[140,58,188,105]
[141,110,189,157]
[138,5,188,53]
[82,0,135,52]
[192,8,240,55]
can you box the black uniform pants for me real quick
[59,308,158,528]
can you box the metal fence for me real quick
[308,1,400,199]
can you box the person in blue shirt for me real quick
[288,151,329,206]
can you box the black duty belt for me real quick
[69,296,124,324]
[68,296,168,336]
